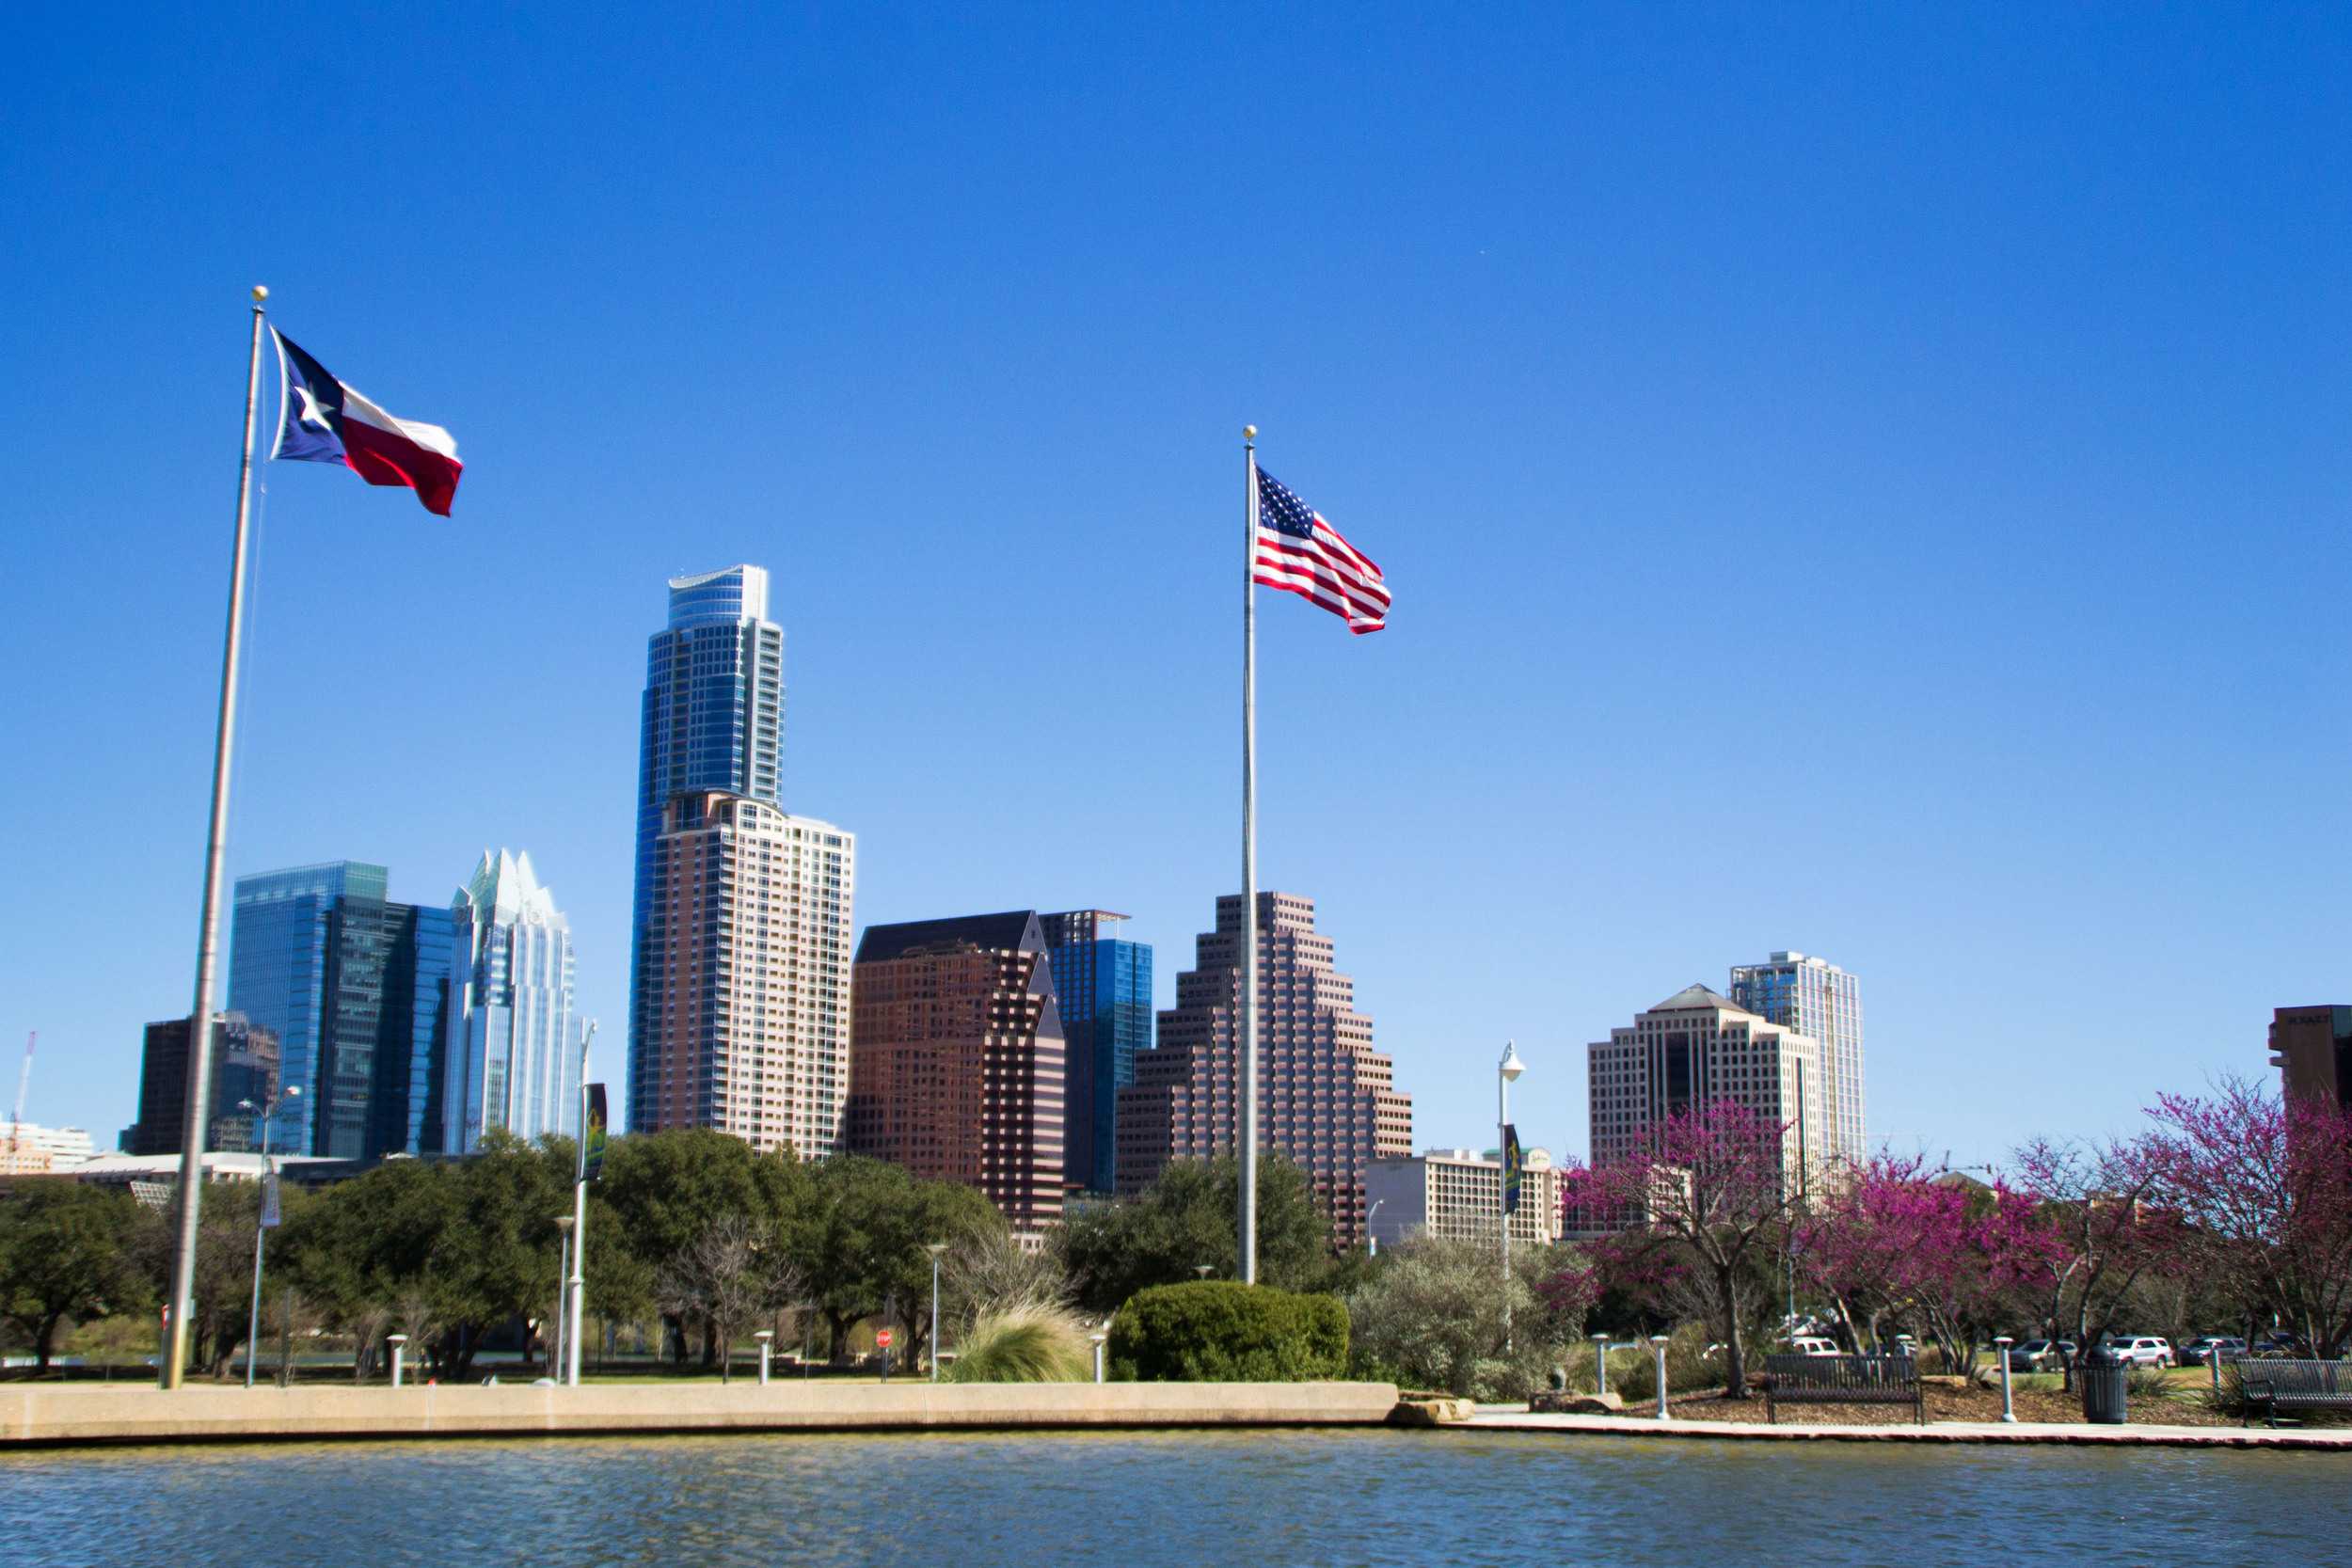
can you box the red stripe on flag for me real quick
[341,418,464,516]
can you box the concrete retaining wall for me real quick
[0,1380,1402,1448]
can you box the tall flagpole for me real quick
[163,284,269,1389]
[1239,423,1260,1287]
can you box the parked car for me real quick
[1788,1337,1840,1357]
[2103,1336,2175,1368]
[2179,1337,2248,1367]
[2008,1338,2074,1371]
[2251,1333,2312,1358]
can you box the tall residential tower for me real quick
[1728,951,1864,1168]
[627,566,791,1137]
[631,791,853,1156]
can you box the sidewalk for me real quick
[1462,1410,2352,1450]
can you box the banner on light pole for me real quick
[583,1085,609,1181]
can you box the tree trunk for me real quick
[1720,1265,1749,1399]
[34,1312,62,1372]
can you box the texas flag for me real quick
[270,330,463,515]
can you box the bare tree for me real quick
[657,1215,797,1383]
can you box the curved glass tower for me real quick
[628,566,785,1132]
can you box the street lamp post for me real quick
[552,1214,575,1379]
[1090,1329,1108,1385]
[926,1242,948,1384]
[1498,1041,1526,1353]
[1994,1335,2018,1423]
[388,1333,409,1389]
[1591,1333,1610,1398]
[1649,1334,1671,1420]
[755,1330,774,1386]
[1193,1265,1214,1281]
[1367,1199,1385,1259]
[565,1021,595,1388]
[239,1084,298,1390]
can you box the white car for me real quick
[1788,1337,1840,1357]
[2106,1336,2174,1368]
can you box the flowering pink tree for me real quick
[1558,1100,1804,1399]
[2010,1133,2180,1384]
[2137,1076,2352,1356]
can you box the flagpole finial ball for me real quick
[1243,424,1257,440]
[251,285,269,304]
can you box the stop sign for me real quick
[876,1329,895,1348]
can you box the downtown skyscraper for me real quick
[447,848,579,1152]
[1116,893,1411,1248]
[1040,910,1152,1196]
[628,566,854,1153]
[226,862,456,1160]
[849,911,1066,1235]
[1728,951,1864,1169]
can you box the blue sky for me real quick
[3,4,2346,1171]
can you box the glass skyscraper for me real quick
[628,565,786,1132]
[1729,951,1865,1169]
[228,861,456,1160]
[229,862,386,1155]
[448,847,579,1153]
[1040,911,1152,1195]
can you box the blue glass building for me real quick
[628,565,786,1132]
[1040,911,1153,1195]
[228,861,456,1160]
[448,848,579,1153]
[229,862,386,1155]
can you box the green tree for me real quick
[1057,1153,1330,1315]
[0,1180,151,1370]
[795,1157,1003,1365]
[1345,1234,1582,1401]
[600,1130,808,1364]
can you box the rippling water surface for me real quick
[8,1429,2347,1566]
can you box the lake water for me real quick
[7,1429,2345,1566]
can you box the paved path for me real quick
[1462,1410,2352,1450]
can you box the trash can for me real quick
[2080,1347,2128,1425]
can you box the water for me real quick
[6,1429,2346,1567]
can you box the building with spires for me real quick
[1729,950,1865,1168]
[631,791,854,1158]
[1040,910,1152,1196]
[849,912,1066,1235]
[1586,983,1824,1196]
[447,848,579,1152]
[1116,892,1411,1248]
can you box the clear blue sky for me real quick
[4,4,2346,1172]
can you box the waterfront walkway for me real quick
[1464,1409,2352,1450]
[0,1381,1401,1448]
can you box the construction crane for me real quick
[8,1031,33,1156]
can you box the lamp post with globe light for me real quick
[1498,1041,1526,1352]
[238,1084,297,1389]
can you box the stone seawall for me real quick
[0,1381,1402,1448]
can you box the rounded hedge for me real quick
[1107,1280,1349,1382]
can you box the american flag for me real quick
[1252,467,1391,634]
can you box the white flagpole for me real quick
[1239,423,1260,1286]
[162,284,269,1389]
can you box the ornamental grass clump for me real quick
[942,1299,1092,1383]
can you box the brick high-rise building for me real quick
[849,912,1066,1235]
[1116,892,1411,1248]
[2269,1005,2352,1111]
[630,791,854,1158]
[1586,984,1825,1197]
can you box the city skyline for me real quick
[7,7,2348,1175]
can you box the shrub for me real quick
[1610,1323,1717,1402]
[1109,1281,1347,1382]
[943,1299,1091,1383]
[1344,1235,1579,1401]
[2124,1363,2174,1400]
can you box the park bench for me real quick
[2238,1359,2352,1428]
[1761,1354,1924,1425]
